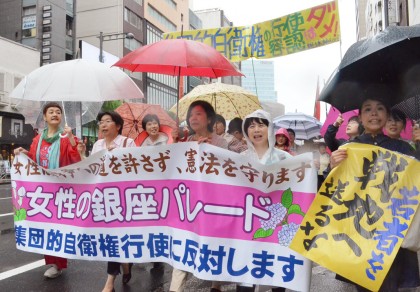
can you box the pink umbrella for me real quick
[321,107,413,140]
[321,107,358,140]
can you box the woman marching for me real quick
[91,111,137,292]
[141,113,169,146]
[274,127,296,156]
[385,108,410,141]
[330,97,420,292]
[170,100,227,292]
[237,110,292,292]
[14,102,81,279]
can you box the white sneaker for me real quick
[44,265,62,279]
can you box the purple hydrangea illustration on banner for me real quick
[253,188,305,246]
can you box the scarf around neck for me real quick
[36,127,62,169]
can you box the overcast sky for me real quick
[191,0,357,120]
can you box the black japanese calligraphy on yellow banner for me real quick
[290,143,420,291]
[163,1,340,62]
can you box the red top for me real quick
[28,134,81,168]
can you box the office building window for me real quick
[23,5,36,16]
[146,23,162,44]
[147,82,177,110]
[66,16,73,36]
[0,72,4,91]
[66,0,74,12]
[148,73,176,88]
[164,0,177,10]
[124,37,141,51]
[22,28,37,38]
[124,7,143,31]
[123,69,142,81]
[145,24,177,100]
[22,5,37,37]
[147,5,176,31]
[133,0,143,5]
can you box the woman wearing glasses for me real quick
[91,111,136,292]
[92,111,136,153]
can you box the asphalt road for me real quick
[0,182,13,234]
[0,182,380,292]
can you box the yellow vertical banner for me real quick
[163,1,340,62]
[290,143,420,291]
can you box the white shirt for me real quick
[91,135,136,154]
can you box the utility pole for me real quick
[97,32,134,63]
[99,31,104,63]
[383,0,389,28]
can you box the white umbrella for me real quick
[9,59,144,128]
[15,100,103,129]
[273,113,322,140]
[10,59,143,102]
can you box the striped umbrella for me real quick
[273,113,322,140]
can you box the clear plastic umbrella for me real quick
[273,113,322,140]
[9,59,144,130]
[16,100,103,130]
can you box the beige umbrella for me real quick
[170,82,262,121]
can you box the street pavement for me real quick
[0,182,411,292]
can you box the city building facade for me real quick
[0,36,38,164]
[0,0,76,65]
[143,0,190,109]
[0,0,196,143]
[184,9,203,93]
[364,0,409,37]
[241,59,277,103]
[76,0,145,89]
[408,0,420,24]
[193,8,242,87]
[76,0,191,110]
[356,0,368,40]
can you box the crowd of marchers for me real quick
[13,97,420,292]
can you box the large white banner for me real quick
[11,142,316,291]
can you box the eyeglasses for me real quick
[97,120,115,126]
